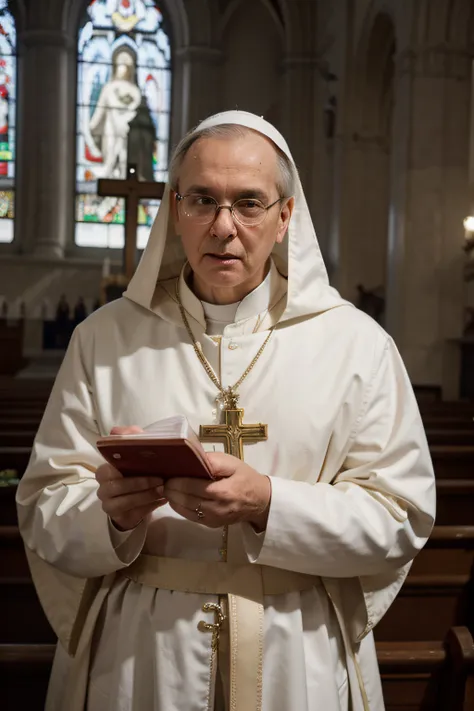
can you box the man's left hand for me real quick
[164,452,271,532]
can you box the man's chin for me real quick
[194,261,248,287]
[197,255,247,281]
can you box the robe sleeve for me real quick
[16,327,148,578]
[241,336,436,579]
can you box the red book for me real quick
[97,415,212,479]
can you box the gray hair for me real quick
[168,124,296,198]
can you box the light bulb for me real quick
[463,216,474,232]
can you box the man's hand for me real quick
[96,426,167,532]
[164,452,271,532]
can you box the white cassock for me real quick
[16,111,436,711]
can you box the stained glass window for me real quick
[76,0,171,248]
[0,0,16,244]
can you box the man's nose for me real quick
[211,206,238,240]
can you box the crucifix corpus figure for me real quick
[98,164,165,280]
[18,111,435,711]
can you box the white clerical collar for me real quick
[178,259,287,333]
[200,299,239,326]
[200,262,274,326]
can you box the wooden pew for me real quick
[378,627,474,711]
[0,487,17,525]
[375,526,474,641]
[0,644,53,711]
[0,418,42,432]
[426,429,474,446]
[0,377,52,395]
[3,421,471,444]
[423,417,474,432]
[436,480,474,525]
[13,381,469,445]
[2,524,472,646]
[430,446,474,479]
[0,431,37,447]
[2,477,473,528]
[0,446,32,473]
[0,527,55,645]
[3,443,474,482]
[418,399,473,415]
[420,402,474,433]
[2,628,473,711]
[1,381,473,710]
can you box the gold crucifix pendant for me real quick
[200,391,268,460]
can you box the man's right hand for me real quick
[96,463,167,531]
[96,426,167,532]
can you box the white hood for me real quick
[124,110,349,324]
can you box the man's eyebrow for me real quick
[234,189,269,202]
[183,186,270,202]
[183,185,214,196]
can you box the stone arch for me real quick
[179,0,217,47]
[353,12,396,143]
[282,0,316,55]
[8,0,26,34]
[408,0,474,48]
[447,0,474,46]
[218,0,284,124]
[219,0,285,43]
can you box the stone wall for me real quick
[1,0,473,395]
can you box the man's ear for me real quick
[276,197,295,244]
[170,190,180,234]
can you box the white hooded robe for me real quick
[16,111,436,711]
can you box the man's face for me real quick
[172,132,294,303]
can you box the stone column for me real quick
[281,53,328,252]
[15,29,75,258]
[386,46,471,396]
[331,132,391,301]
[174,46,224,138]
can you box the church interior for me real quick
[1,0,474,708]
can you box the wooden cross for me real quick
[97,164,165,280]
[200,407,267,460]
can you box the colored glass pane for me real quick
[0,0,15,243]
[75,0,171,248]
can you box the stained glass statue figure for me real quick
[86,50,141,180]
[127,95,156,182]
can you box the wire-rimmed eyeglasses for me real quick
[175,193,285,227]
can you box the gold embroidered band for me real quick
[122,554,321,711]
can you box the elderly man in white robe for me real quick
[16,111,435,711]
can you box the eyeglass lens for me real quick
[180,195,267,226]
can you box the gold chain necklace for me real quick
[175,278,276,410]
